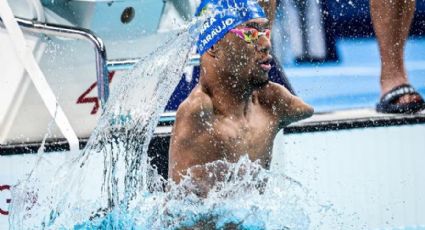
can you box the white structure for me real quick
[0,0,192,146]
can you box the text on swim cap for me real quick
[199,18,235,49]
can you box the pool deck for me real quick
[286,109,425,134]
[1,110,424,155]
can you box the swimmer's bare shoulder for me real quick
[256,82,314,127]
[172,86,213,138]
[168,86,213,182]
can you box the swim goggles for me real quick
[229,27,271,43]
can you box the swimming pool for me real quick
[1,0,425,228]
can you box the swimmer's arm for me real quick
[258,82,314,127]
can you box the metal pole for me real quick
[107,55,200,72]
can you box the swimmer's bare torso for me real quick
[168,82,312,189]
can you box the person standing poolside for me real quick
[372,0,425,113]
[168,0,313,197]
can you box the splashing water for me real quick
[8,11,339,230]
[9,19,197,228]
[73,156,314,230]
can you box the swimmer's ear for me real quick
[206,44,217,57]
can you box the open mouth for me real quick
[258,56,272,72]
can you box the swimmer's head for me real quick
[195,0,266,55]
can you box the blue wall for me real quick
[325,0,425,37]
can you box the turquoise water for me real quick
[69,157,312,229]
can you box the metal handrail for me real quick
[0,16,110,108]
[106,55,200,72]
[1,16,202,108]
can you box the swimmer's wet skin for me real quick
[169,0,313,199]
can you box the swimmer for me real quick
[168,0,313,197]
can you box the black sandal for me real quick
[376,84,425,114]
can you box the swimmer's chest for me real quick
[210,109,277,161]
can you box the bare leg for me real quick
[370,0,421,104]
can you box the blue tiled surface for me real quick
[286,38,425,112]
